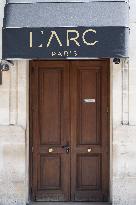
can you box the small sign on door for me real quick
[83,98,96,103]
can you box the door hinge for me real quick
[32,146,34,153]
[107,107,109,113]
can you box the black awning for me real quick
[2,1,129,59]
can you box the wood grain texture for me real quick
[29,60,110,202]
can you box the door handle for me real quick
[62,143,70,153]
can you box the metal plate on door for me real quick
[83,99,95,103]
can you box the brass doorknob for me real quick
[88,148,92,153]
[49,148,54,153]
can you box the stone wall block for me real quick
[0,126,26,205]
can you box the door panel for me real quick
[77,154,101,190]
[76,67,101,145]
[39,155,61,189]
[39,68,63,145]
[30,61,70,201]
[30,60,109,202]
[70,61,109,201]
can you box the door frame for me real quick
[29,59,110,202]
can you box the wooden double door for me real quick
[30,60,109,202]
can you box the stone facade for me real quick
[0,61,29,205]
[0,1,136,205]
[111,1,136,203]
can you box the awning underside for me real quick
[4,2,129,27]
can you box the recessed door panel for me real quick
[77,68,101,145]
[77,154,101,190]
[39,68,63,145]
[39,155,61,190]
